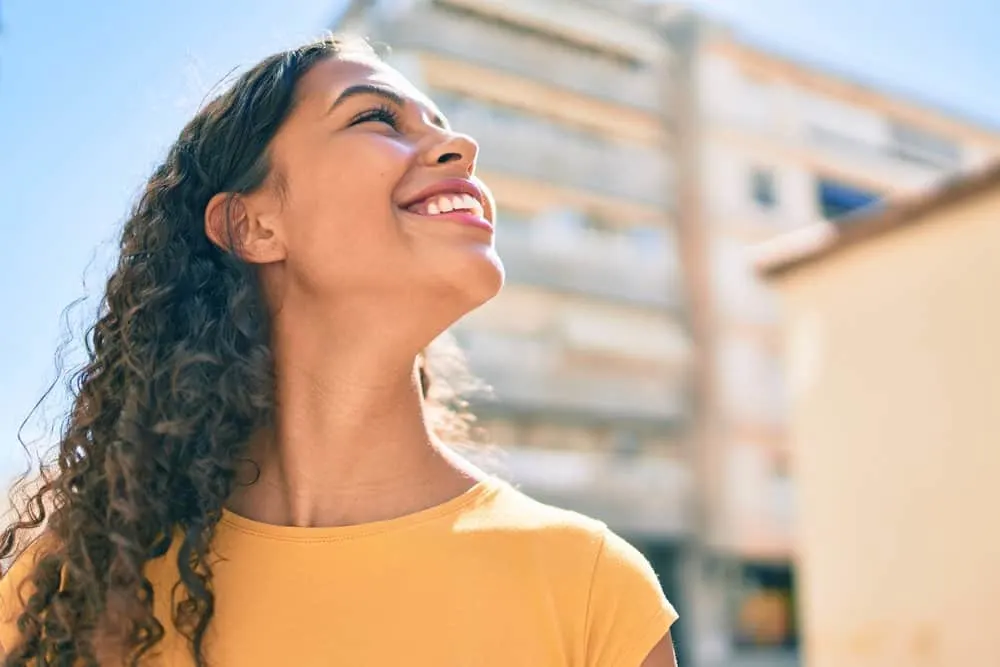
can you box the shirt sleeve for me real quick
[0,535,49,656]
[0,560,25,656]
[583,526,679,667]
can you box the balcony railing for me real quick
[718,341,787,427]
[433,94,672,207]
[496,217,681,307]
[724,473,796,558]
[455,329,687,424]
[376,3,666,113]
[804,126,952,189]
[469,446,693,537]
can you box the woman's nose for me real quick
[425,132,479,174]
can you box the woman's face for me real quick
[240,55,503,339]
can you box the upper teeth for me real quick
[423,193,483,217]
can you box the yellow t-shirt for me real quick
[1,476,677,665]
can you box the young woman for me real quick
[0,36,678,666]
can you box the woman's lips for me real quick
[398,178,492,224]
[402,191,492,232]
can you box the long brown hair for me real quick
[0,35,477,666]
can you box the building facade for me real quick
[661,9,1000,666]
[334,2,1000,665]
[335,0,695,660]
[759,162,1000,667]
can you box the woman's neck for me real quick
[225,325,480,528]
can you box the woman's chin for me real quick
[439,250,505,310]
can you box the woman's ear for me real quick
[204,191,286,264]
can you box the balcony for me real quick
[432,0,666,63]
[496,215,681,307]
[470,446,693,538]
[375,2,666,113]
[728,476,796,560]
[435,93,673,207]
[710,238,783,325]
[455,328,688,425]
[719,443,796,559]
[718,340,787,429]
[804,126,947,191]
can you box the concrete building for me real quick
[757,161,1000,667]
[333,2,1000,665]
[335,0,695,659]
[655,10,1000,666]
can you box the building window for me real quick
[750,168,777,209]
[816,178,880,221]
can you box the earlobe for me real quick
[204,192,285,264]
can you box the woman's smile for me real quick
[398,177,494,233]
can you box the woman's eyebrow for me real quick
[328,83,449,129]
[328,83,406,113]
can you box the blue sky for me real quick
[0,0,997,479]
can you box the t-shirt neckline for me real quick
[218,474,501,542]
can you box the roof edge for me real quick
[756,160,1000,280]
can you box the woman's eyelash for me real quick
[350,105,401,128]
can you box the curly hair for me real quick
[0,34,477,666]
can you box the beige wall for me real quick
[774,186,1000,666]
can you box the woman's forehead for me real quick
[298,56,438,114]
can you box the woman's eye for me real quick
[350,106,400,129]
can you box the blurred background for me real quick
[2,1,999,666]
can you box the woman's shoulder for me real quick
[478,476,656,575]
[479,477,679,661]
[481,475,608,540]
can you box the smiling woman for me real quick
[0,35,677,666]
